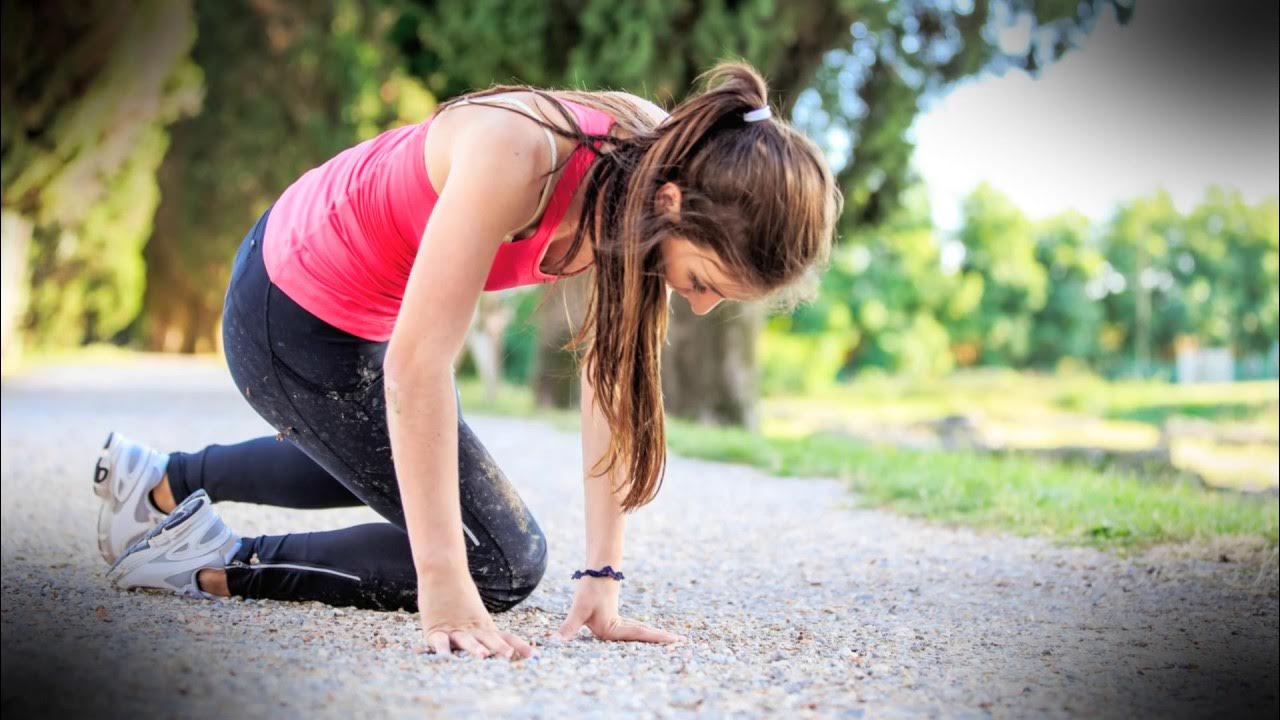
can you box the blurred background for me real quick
[2,0,1277,541]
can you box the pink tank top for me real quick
[262,99,615,341]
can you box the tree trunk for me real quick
[466,292,514,403]
[142,128,211,354]
[532,274,763,426]
[661,298,762,429]
[533,273,591,409]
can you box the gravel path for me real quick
[2,357,1277,719]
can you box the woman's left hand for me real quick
[554,577,686,644]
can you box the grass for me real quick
[667,421,1278,549]
[758,369,1280,490]
[457,376,1279,552]
[1108,401,1268,426]
[762,369,1278,433]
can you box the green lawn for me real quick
[665,421,1278,549]
[759,369,1280,491]
[458,376,1279,552]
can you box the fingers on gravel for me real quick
[475,630,515,659]
[609,619,686,644]
[501,631,536,659]
[427,630,452,656]
[449,631,490,659]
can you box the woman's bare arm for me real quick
[383,105,549,658]
[555,359,683,644]
[579,360,627,569]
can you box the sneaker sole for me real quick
[108,491,229,598]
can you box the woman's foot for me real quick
[93,432,172,564]
[108,490,240,599]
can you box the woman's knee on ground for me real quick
[476,527,548,613]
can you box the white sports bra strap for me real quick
[453,97,559,240]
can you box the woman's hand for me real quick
[419,570,535,660]
[554,577,686,644]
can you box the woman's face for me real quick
[654,183,750,316]
[660,236,745,316]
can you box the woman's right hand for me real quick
[418,570,535,660]
[387,105,559,664]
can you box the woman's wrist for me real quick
[415,552,470,583]
[584,553,623,567]
[572,565,625,581]
[573,573,622,598]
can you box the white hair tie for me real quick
[743,106,772,123]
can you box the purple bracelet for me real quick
[572,565,625,581]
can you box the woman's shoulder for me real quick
[432,89,663,146]
[422,92,560,196]
[599,91,669,127]
[421,89,667,195]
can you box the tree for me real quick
[1027,211,1105,367]
[389,0,868,424]
[1180,189,1280,357]
[1,0,199,359]
[822,185,968,378]
[139,0,432,353]
[389,0,1125,424]
[1093,190,1280,375]
[952,184,1048,366]
[1098,192,1186,373]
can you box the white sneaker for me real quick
[93,432,169,564]
[107,490,241,599]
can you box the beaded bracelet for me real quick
[571,565,625,581]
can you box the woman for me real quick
[95,61,841,661]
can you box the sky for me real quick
[910,0,1280,230]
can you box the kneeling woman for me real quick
[95,62,840,660]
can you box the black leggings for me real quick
[164,208,547,612]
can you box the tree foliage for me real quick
[11,1,1270,392]
[801,182,1279,385]
[1,0,199,347]
[1098,189,1280,369]
[1028,211,1105,367]
[140,0,433,352]
[952,183,1048,365]
[388,0,1124,421]
[801,0,1127,228]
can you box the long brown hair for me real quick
[438,61,841,510]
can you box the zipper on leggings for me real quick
[227,559,362,582]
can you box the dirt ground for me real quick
[2,357,1276,719]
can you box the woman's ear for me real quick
[654,182,682,216]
